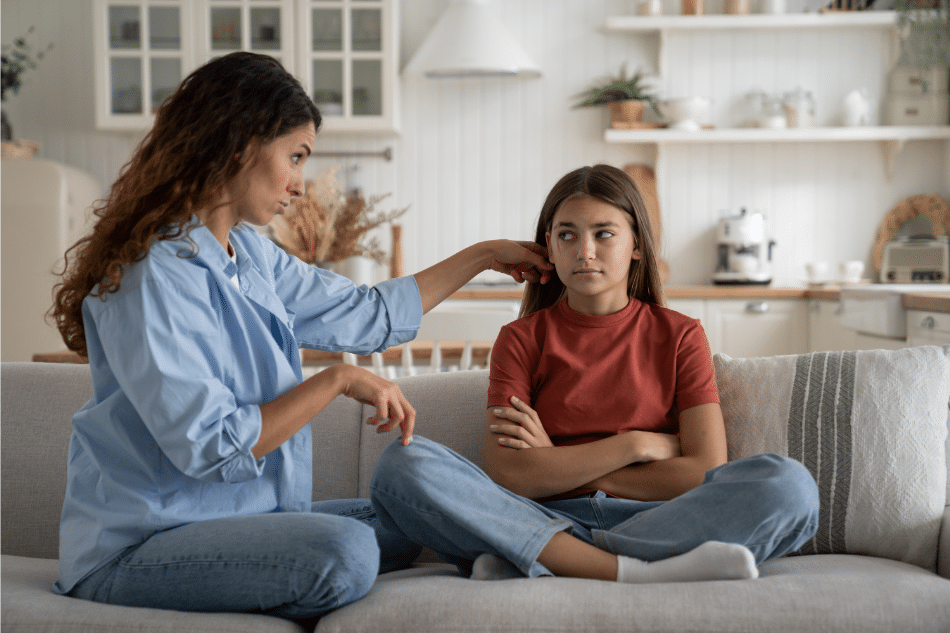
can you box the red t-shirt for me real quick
[487,299,720,446]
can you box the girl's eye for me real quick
[292,153,305,164]
[596,230,615,239]
[557,231,575,241]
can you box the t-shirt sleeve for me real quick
[673,319,721,412]
[487,323,535,409]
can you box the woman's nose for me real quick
[289,174,304,198]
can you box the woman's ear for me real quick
[544,232,553,261]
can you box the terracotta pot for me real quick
[608,100,646,128]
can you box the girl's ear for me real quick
[544,232,554,261]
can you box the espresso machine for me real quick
[713,208,775,285]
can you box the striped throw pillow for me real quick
[713,345,950,572]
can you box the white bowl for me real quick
[659,96,711,125]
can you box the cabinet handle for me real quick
[746,301,770,314]
[920,316,936,329]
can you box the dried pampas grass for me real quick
[271,165,408,265]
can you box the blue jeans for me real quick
[68,500,422,621]
[370,436,819,578]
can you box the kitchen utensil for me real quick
[758,0,786,13]
[682,0,704,14]
[658,96,711,129]
[725,0,751,13]
[839,260,866,284]
[783,88,815,128]
[713,208,776,285]
[623,164,670,283]
[805,262,830,284]
[841,88,870,126]
[638,0,663,16]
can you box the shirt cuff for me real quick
[374,276,423,339]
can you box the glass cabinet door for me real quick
[199,0,295,70]
[299,0,397,133]
[95,0,194,129]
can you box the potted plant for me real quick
[1,26,53,143]
[572,63,660,128]
[270,165,408,285]
[891,0,949,93]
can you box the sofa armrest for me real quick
[940,505,950,580]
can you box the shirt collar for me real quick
[182,216,239,279]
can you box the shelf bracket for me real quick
[880,139,905,180]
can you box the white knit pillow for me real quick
[714,345,950,572]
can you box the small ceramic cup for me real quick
[805,262,830,284]
[840,260,865,284]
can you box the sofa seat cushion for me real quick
[1,555,305,633]
[317,555,950,633]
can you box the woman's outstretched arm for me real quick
[413,241,552,314]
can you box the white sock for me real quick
[471,553,525,580]
[616,541,759,583]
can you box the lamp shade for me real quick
[403,0,541,78]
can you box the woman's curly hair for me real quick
[51,52,320,357]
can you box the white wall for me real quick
[2,0,948,288]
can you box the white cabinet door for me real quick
[808,300,858,353]
[94,0,195,130]
[705,299,808,358]
[196,0,296,69]
[296,0,399,133]
[906,310,950,348]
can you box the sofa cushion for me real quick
[0,555,304,633]
[1,363,94,559]
[714,346,950,572]
[316,555,950,633]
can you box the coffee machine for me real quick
[713,208,775,285]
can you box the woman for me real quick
[50,51,551,620]
[370,164,819,583]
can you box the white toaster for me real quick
[880,236,949,284]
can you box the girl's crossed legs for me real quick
[370,436,819,582]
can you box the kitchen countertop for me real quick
[451,284,833,301]
[902,292,950,313]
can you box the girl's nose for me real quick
[578,235,596,260]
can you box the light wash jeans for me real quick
[68,500,422,621]
[370,436,820,578]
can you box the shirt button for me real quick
[240,281,249,292]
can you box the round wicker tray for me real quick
[872,194,950,272]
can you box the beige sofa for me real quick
[3,356,949,633]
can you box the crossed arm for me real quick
[483,397,728,502]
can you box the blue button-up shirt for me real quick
[55,220,422,594]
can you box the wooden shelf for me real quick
[604,125,950,144]
[605,12,898,33]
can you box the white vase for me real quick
[336,256,377,287]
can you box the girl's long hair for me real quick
[520,164,664,318]
[51,52,320,357]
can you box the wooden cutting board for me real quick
[624,163,670,283]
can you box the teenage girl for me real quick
[370,164,819,583]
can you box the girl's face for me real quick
[545,195,640,316]
[226,122,316,228]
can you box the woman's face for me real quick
[226,122,316,227]
[545,195,640,316]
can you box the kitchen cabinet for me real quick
[667,297,807,358]
[601,12,950,175]
[93,0,398,132]
[808,299,857,353]
[906,309,950,347]
[296,0,399,133]
[93,0,195,129]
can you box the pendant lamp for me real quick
[403,0,541,78]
